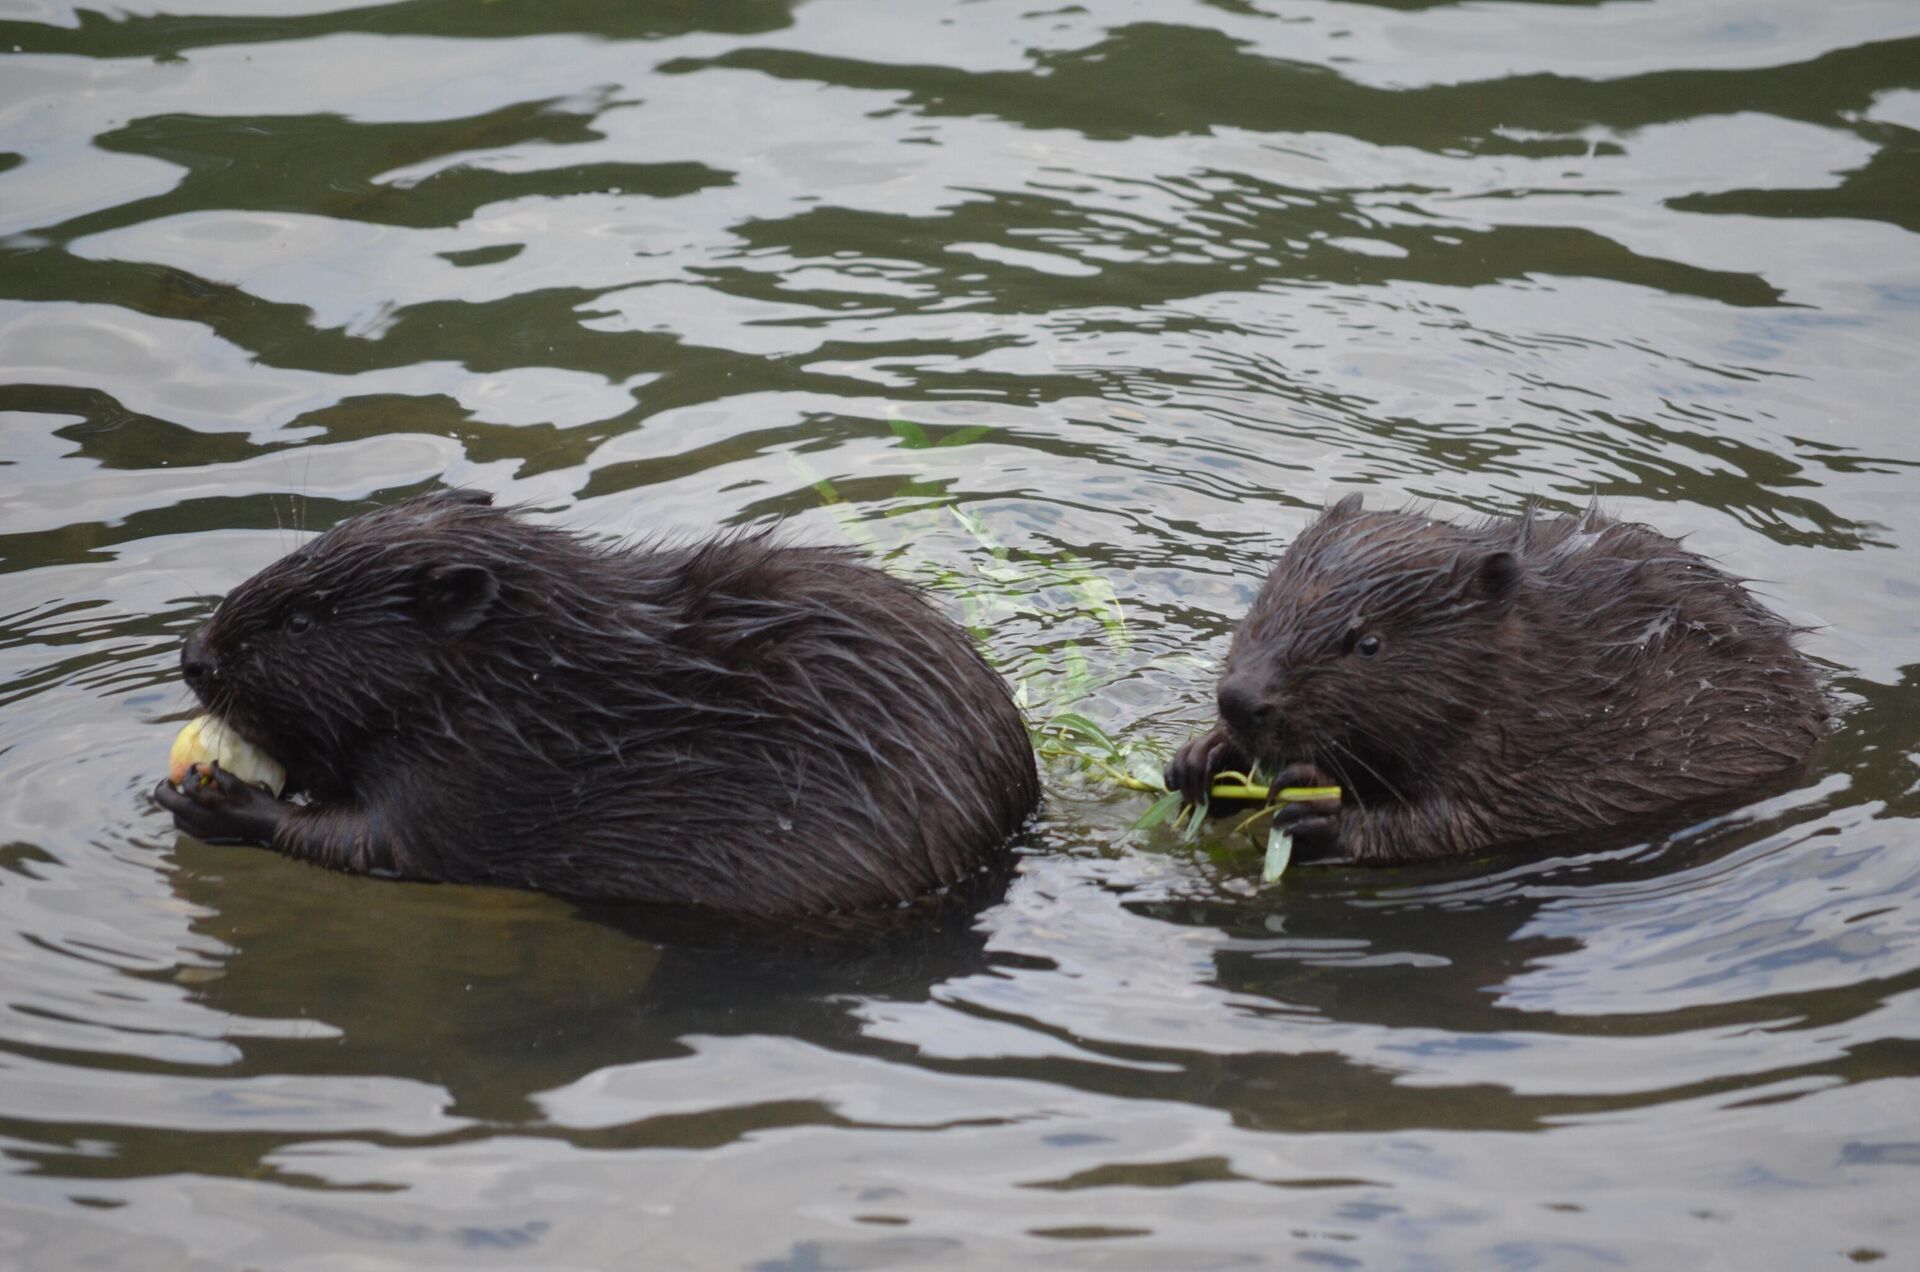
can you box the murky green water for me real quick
[3,0,1918,1265]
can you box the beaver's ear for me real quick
[1326,492,1364,521]
[414,563,499,636]
[1476,550,1521,617]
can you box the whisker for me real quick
[1327,736,1408,810]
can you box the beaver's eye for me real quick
[285,611,313,636]
[1354,633,1383,659]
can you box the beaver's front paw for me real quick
[154,763,287,846]
[1272,762,1347,863]
[1166,725,1250,806]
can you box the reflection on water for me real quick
[2,0,1919,1265]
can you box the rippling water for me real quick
[3,0,1919,1265]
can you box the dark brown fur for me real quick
[156,490,1039,917]
[1166,496,1827,864]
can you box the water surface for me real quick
[2,0,1918,1266]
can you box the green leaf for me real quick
[936,425,994,448]
[1262,825,1293,884]
[887,416,931,449]
[948,505,1009,558]
[1047,712,1117,753]
[1180,796,1210,843]
[1126,751,1169,790]
[1133,791,1184,830]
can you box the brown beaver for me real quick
[154,490,1039,917]
[1166,495,1827,864]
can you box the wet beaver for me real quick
[154,490,1039,917]
[1166,495,1827,864]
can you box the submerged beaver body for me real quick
[1167,496,1826,864]
[156,491,1039,917]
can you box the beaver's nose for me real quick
[181,627,218,698]
[1216,675,1273,737]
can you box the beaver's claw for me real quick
[1165,725,1250,806]
[1271,761,1347,863]
[154,762,286,846]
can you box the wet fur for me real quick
[1169,496,1827,863]
[170,491,1039,916]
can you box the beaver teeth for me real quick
[168,714,287,797]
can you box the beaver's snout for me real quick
[1216,674,1275,740]
[181,627,218,700]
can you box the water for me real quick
[3,0,1918,1265]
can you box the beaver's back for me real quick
[1491,509,1827,825]
[458,538,1041,914]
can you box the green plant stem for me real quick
[1097,770,1339,804]
[1034,724,1341,806]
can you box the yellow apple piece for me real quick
[167,715,287,797]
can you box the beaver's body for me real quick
[157,491,1038,916]
[1167,497,1826,863]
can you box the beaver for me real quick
[154,489,1039,917]
[1166,495,1827,864]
